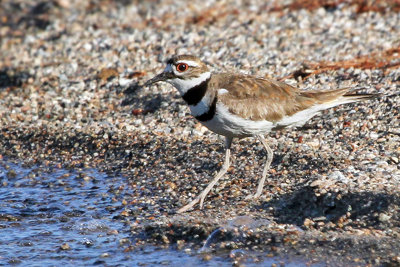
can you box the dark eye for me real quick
[176,63,188,72]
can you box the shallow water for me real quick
[0,160,318,266]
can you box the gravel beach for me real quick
[1,0,400,265]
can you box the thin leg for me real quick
[177,137,233,213]
[246,134,273,199]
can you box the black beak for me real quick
[144,72,174,87]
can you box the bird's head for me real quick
[145,55,210,95]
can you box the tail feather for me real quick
[329,89,381,108]
[343,91,382,101]
[301,87,381,105]
[280,87,381,128]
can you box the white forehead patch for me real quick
[176,60,200,67]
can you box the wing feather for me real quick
[212,74,317,121]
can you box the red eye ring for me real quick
[176,63,188,72]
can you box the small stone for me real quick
[60,243,70,250]
[98,68,119,81]
[7,170,17,178]
[390,157,399,164]
[329,171,349,184]
[378,213,391,222]
[161,235,170,244]
[119,238,130,245]
[303,218,314,227]
[107,229,119,235]
[369,132,379,139]
[176,239,185,250]
[119,77,133,87]
[202,254,212,261]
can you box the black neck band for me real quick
[182,77,210,106]
[195,95,217,122]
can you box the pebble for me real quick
[328,171,349,184]
[60,243,70,250]
[378,213,391,222]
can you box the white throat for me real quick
[167,72,211,96]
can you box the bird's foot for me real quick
[177,192,209,213]
[177,198,199,213]
[177,194,205,213]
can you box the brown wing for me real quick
[211,73,318,122]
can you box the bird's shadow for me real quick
[0,67,32,90]
[254,184,400,229]
[120,82,164,113]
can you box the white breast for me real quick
[189,93,213,117]
[200,103,275,138]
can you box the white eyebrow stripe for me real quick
[176,60,200,67]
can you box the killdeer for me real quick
[145,55,379,213]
